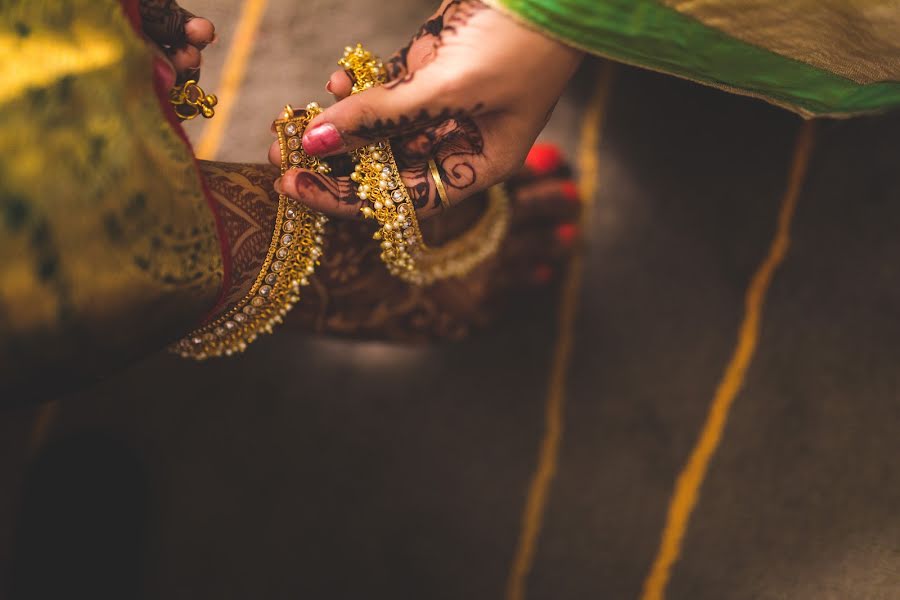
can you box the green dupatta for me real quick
[484,0,900,118]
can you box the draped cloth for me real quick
[485,0,900,117]
[0,0,226,399]
[4,0,896,398]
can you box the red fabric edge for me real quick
[119,0,233,325]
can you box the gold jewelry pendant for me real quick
[169,80,218,120]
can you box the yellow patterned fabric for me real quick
[0,1,223,398]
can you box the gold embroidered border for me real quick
[663,0,900,85]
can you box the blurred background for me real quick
[2,1,900,599]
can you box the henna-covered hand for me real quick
[267,108,486,215]
[139,0,216,84]
[393,114,484,210]
[380,0,469,87]
[269,0,582,220]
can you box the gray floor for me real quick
[3,1,900,599]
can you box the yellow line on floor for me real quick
[640,120,816,600]
[194,0,269,160]
[505,61,615,600]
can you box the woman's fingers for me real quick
[169,44,201,77]
[139,1,212,50]
[270,143,576,229]
[139,0,193,47]
[266,139,355,172]
[302,62,478,157]
[184,17,215,49]
[267,139,281,166]
[270,155,490,222]
[301,0,508,158]
[275,169,361,220]
[272,161,498,222]
[139,1,215,82]
[326,70,354,100]
[271,114,505,221]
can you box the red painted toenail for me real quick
[561,180,580,203]
[525,143,563,176]
[532,264,554,285]
[555,223,579,246]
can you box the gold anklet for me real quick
[340,44,510,286]
[172,104,328,359]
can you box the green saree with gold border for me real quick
[485,0,900,117]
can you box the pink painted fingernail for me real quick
[302,123,342,156]
[325,80,334,94]
[274,177,284,194]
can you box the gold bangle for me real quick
[340,44,511,286]
[172,104,328,359]
[428,159,451,210]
